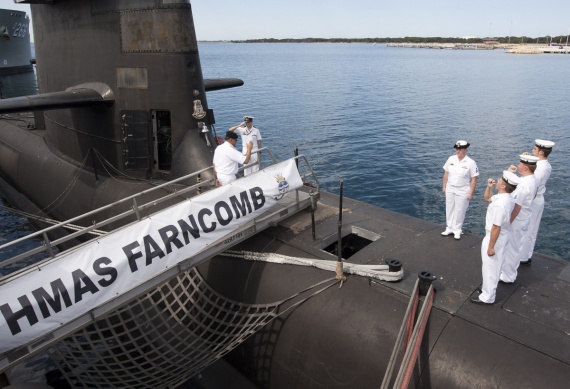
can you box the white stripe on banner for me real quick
[0,159,302,354]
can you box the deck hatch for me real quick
[318,226,380,259]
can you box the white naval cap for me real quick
[243,116,254,122]
[519,154,540,165]
[502,170,520,186]
[535,139,555,149]
[453,140,470,149]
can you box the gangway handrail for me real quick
[0,166,216,273]
[1,165,214,248]
[0,153,320,373]
[0,150,320,279]
[0,146,295,254]
[238,146,277,174]
[238,148,319,188]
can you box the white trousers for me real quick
[445,185,470,234]
[480,232,509,303]
[500,217,530,283]
[217,173,237,186]
[523,194,544,260]
[243,152,259,176]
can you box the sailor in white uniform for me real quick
[228,116,262,176]
[520,139,554,265]
[213,131,253,186]
[441,140,479,240]
[471,171,519,305]
[500,154,539,283]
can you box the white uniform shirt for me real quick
[486,193,515,235]
[534,159,552,196]
[443,155,479,187]
[511,174,537,221]
[213,141,246,176]
[235,126,262,154]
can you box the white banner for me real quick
[0,159,302,355]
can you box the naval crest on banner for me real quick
[192,99,206,119]
[274,173,290,200]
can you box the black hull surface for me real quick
[0,120,175,226]
[199,190,570,388]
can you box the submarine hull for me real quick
[198,190,570,388]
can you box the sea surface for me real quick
[1,44,569,262]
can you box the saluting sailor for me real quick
[441,140,479,240]
[471,171,519,305]
[229,116,263,176]
[520,139,555,265]
[213,131,253,186]
[500,154,539,284]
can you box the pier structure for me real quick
[506,45,570,54]
[387,42,570,54]
[386,42,500,50]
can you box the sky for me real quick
[3,0,570,42]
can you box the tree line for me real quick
[231,36,569,44]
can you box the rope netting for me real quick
[13,249,398,387]
[48,268,282,388]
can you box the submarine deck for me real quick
[214,187,570,369]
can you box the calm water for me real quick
[1,44,568,261]
[199,43,569,260]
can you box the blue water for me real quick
[199,43,569,260]
[1,44,568,261]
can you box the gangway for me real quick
[0,150,320,387]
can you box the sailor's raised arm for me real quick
[484,178,495,202]
[229,122,245,132]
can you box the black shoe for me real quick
[520,258,532,266]
[499,279,514,284]
[470,297,492,305]
[475,286,482,293]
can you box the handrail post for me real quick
[132,197,141,221]
[309,189,317,240]
[294,147,299,168]
[335,180,346,287]
[42,232,55,258]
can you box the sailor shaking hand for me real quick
[213,131,253,186]
[229,116,262,176]
[471,171,519,305]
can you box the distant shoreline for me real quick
[198,36,568,44]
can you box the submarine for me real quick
[0,1,569,388]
